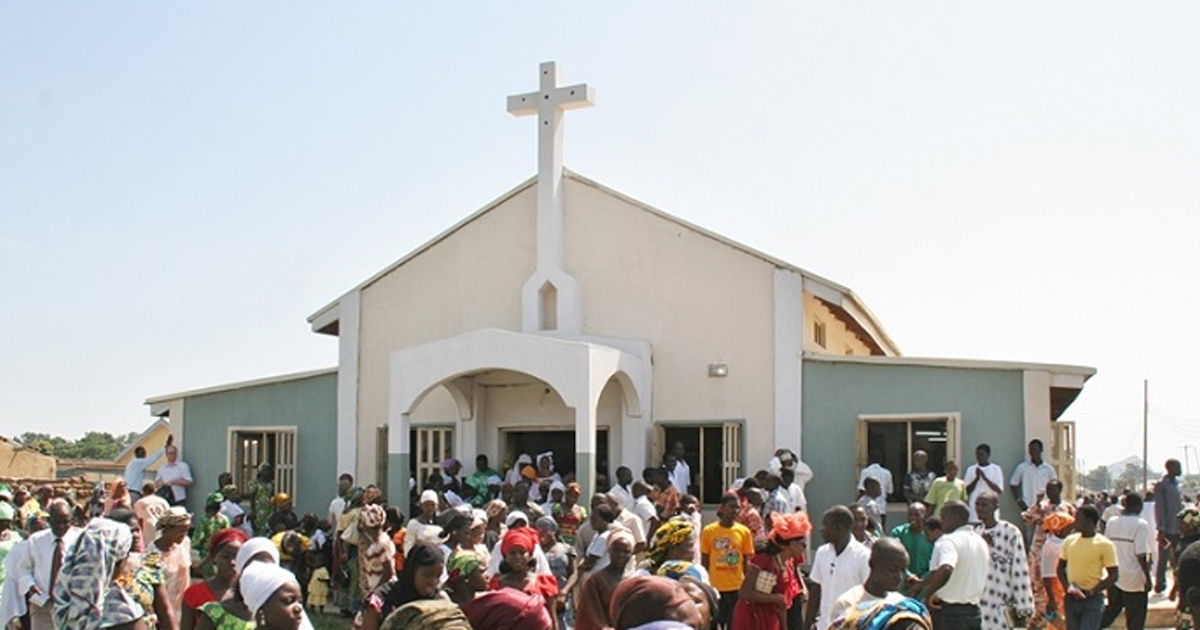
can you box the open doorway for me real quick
[503,429,609,484]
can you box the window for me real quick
[814,321,827,349]
[655,422,742,504]
[375,425,456,496]
[1050,421,1076,500]
[855,414,960,503]
[230,427,297,498]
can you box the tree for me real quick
[16,430,128,459]
[1115,463,1144,493]
[1082,466,1112,492]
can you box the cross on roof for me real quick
[508,61,594,271]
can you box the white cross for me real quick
[508,61,594,270]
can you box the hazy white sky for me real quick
[3,3,1198,472]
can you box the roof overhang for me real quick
[144,367,338,414]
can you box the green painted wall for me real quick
[180,372,337,518]
[801,360,1026,527]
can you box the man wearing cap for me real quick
[12,500,79,630]
[154,443,193,507]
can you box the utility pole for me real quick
[1142,379,1149,492]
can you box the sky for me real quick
[2,3,1198,473]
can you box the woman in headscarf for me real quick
[463,588,554,630]
[380,599,472,630]
[1022,479,1074,630]
[52,517,147,630]
[194,537,280,630]
[89,481,110,519]
[445,549,487,606]
[506,454,534,487]
[645,516,707,582]
[359,542,446,630]
[192,493,232,569]
[608,575,703,630]
[357,504,395,595]
[134,507,193,630]
[248,464,276,537]
[731,510,810,630]
[237,562,304,630]
[1039,512,1074,630]
[828,598,933,630]
[405,490,443,556]
[105,480,132,516]
[575,527,636,630]
[490,527,560,630]
[181,528,248,630]
[535,516,574,628]
[552,483,587,546]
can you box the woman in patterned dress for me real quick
[1021,479,1073,630]
[356,505,395,596]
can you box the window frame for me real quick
[653,420,745,506]
[854,413,961,504]
[227,425,298,499]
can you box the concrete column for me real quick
[575,404,598,499]
[775,270,804,457]
[388,412,412,506]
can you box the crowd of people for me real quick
[0,438,1198,630]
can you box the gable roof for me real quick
[113,417,170,463]
[307,171,900,355]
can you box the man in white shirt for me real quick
[807,506,872,630]
[859,450,895,510]
[923,501,990,630]
[785,461,815,512]
[605,493,647,554]
[328,473,353,529]
[829,537,910,624]
[1099,493,1153,630]
[669,441,692,497]
[1009,439,1058,546]
[154,444,193,506]
[630,481,658,541]
[13,500,81,630]
[609,466,635,511]
[964,444,1005,523]
[123,433,172,501]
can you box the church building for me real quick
[147,63,1093,522]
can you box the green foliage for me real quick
[18,430,131,460]
[1082,465,1112,492]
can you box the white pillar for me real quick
[336,290,361,479]
[774,270,804,456]
[575,404,598,499]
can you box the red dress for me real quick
[731,553,802,630]
[487,573,560,598]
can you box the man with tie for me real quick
[13,500,80,630]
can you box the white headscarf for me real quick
[234,537,280,575]
[239,561,296,615]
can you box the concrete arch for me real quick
[386,328,650,498]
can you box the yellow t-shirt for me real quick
[700,521,755,593]
[1059,533,1117,590]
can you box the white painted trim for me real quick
[308,304,340,334]
[336,291,361,478]
[804,351,1096,378]
[114,418,170,461]
[145,368,337,404]
[774,269,804,457]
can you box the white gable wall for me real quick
[563,179,780,469]
[355,185,537,481]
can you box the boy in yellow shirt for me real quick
[1057,505,1118,630]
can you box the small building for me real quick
[0,435,56,479]
[145,369,336,517]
